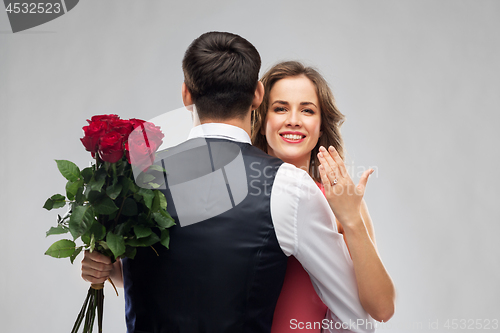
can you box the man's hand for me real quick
[81,250,114,284]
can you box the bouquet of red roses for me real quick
[44,114,174,333]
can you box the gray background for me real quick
[1,1,499,332]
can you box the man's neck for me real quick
[199,113,252,138]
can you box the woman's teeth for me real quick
[282,134,303,140]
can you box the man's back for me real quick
[122,137,288,333]
[81,31,374,333]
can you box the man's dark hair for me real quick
[182,31,261,120]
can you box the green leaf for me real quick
[148,182,161,189]
[106,232,126,258]
[98,240,109,251]
[128,181,139,194]
[126,233,160,247]
[137,212,150,225]
[45,239,76,258]
[106,182,123,200]
[157,191,167,211]
[120,198,138,216]
[70,246,84,264]
[51,194,65,201]
[89,221,106,241]
[87,190,103,203]
[120,177,133,195]
[55,160,81,182]
[52,200,66,209]
[115,159,128,176]
[148,164,166,173]
[81,167,93,183]
[114,219,133,236]
[46,225,69,237]
[152,190,166,212]
[83,206,95,224]
[89,167,107,192]
[141,173,156,183]
[69,206,92,239]
[81,218,105,247]
[121,177,139,196]
[123,246,137,259]
[152,210,175,229]
[160,229,170,249]
[81,233,90,245]
[83,184,92,200]
[43,198,54,210]
[43,194,66,210]
[137,188,154,209]
[75,187,85,204]
[66,179,83,201]
[93,196,119,215]
[134,225,152,239]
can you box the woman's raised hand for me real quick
[317,146,374,228]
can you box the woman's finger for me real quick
[318,151,338,185]
[357,168,374,195]
[318,165,333,194]
[318,146,340,179]
[328,146,348,178]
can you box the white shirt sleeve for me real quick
[271,163,375,333]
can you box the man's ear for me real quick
[182,82,194,109]
[251,81,264,111]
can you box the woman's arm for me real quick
[360,200,376,247]
[341,208,395,323]
[318,146,395,323]
[337,200,376,251]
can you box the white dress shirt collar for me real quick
[187,123,251,144]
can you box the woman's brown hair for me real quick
[251,61,345,183]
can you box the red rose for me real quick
[125,140,155,172]
[80,115,161,165]
[98,131,125,163]
[81,121,108,153]
[109,119,134,137]
[141,122,165,151]
[126,124,164,172]
[89,114,120,124]
[129,118,146,130]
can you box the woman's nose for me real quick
[285,110,301,127]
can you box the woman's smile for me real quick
[280,131,306,143]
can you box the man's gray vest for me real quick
[122,138,288,333]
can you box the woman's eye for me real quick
[274,107,286,112]
[303,109,315,114]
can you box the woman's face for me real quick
[263,75,321,169]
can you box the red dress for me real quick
[271,183,328,332]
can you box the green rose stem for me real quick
[71,285,103,333]
[71,152,118,333]
[70,276,118,333]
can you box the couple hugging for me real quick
[81,31,395,333]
